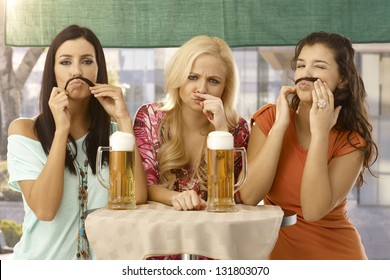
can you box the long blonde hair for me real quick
[158,35,240,190]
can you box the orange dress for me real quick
[252,104,367,260]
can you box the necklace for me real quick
[67,142,91,260]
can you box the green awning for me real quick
[5,0,390,48]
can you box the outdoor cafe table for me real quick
[85,202,285,260]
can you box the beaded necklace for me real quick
[67,142,91,260]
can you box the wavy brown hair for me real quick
[290,31,378,186]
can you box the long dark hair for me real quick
[35,25,110,174]
[291,31,378,186]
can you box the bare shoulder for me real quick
[8,117,38,140]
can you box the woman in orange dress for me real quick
[240,32,378,259]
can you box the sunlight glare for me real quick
[6,0,18,11]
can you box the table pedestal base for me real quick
[181,254,199,260]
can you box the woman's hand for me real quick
[48,87,70,133]
[275,86,295,129]
[171,190,206,211]
[90,84,131,122]
[310,80,342,137]
[194,93,228,131]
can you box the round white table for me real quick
[85,202,285,260]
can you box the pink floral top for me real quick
[133,102,250,201]
[133,102,250,260]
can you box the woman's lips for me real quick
[64,77,95,90]
[295,77,318,90]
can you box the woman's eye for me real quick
[188,75,197,80]
[59,60,71,65]
[209,79,220,84]
[82,59,94,65]
[296,64,305,68]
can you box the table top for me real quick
[85,202,284,260]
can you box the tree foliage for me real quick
[0,1,44,159]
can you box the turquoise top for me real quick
[7,134,109,260]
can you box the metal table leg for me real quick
[181,253,199,260]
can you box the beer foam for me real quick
[207,131,234,150]
[109,131,135,151]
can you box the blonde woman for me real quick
[133,35,249,214]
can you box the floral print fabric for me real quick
[133,102,250,260]
[134,102,249,199]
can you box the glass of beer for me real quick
[96,131,136,210]
[206,131,247,212]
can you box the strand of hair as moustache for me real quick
[64,77,95,90]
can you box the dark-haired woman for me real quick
[240,32,378,259]
[7,25,147,259]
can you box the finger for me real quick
[278,86,296,108]
[193,92,218,101]
[314,80,330,104]
[311,88,319,110]
[56,91,69,101]
[203,108,215,121]
[190,194,201,210]
[313,80,324,100]
[203,101,222,113]
[203,99,221,106]
[172,193,189,211]
[90,83,109,90]
[323,82,335,109]
[49,91,69,110]
[281,86,296,97]
[49,88,58,99]
[90,85,111,94]
[177,196,188,211]
[203,101,223,121]
[50,87,66,99]
[57,99,70,110]
[197,199,207,210]
[91,84,122,94]
[184,194,196,210]
[172,198,183,211]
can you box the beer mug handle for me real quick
[234,147,247,193]
[96,146,111,191]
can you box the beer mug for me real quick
[206,131,247,212]
[96,131,136,210]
